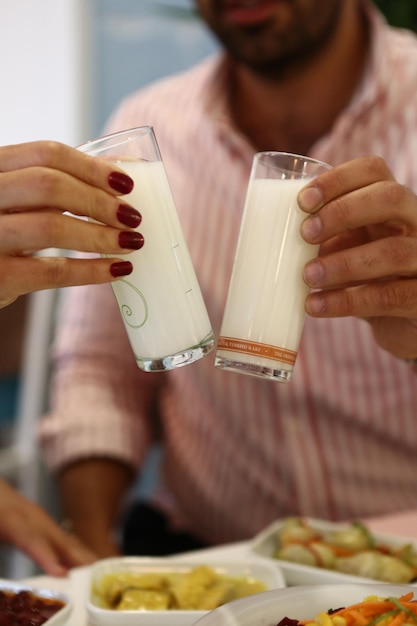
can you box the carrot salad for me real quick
[298,593,417,626]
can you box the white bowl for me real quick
[0,580,71,626]
[86,556,286,626]
[249,517,417,585]
[194,583,417,626]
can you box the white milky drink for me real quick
[110,159,213,370]
[216,176,318,380]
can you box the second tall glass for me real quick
[215,151,331,382]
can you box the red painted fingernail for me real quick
[110,261,133,277]
[117,204,142,228]
[108,171,134,194]
[119,231,144,250]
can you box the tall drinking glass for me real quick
[79,126,214,372]
[215,151,331,382]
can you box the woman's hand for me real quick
[299,155,417,359]
[0,479,97,576]
[0,140,144,307]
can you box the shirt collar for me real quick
[340,0,392,117]
[311,0,394,157]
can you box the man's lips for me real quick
[223,0,277,26]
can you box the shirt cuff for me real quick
[364,510,417,539]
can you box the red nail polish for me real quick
[119,231,144,250]
[108,171,134,194]
[110,261,133,277]
[117,204,142,228]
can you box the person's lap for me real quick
[122,501,208,556]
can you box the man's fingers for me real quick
[303,236,417,290]
[305,278,417,318]
[298,155,395,214]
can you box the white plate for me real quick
[194,582,417,626]
[0,579,71,626]
[86,556,286,626]
[249,517,417,585]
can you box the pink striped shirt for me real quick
[40,2,417,544]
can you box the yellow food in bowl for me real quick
[92,565,266,611]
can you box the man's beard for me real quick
[206,2,343,80]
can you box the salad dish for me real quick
[249,517,417,585]
[194,584,417,626]
[290,589,417,626]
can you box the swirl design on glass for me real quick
[117,278,148,328]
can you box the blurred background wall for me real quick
[0,0,217,147]
[91,0,218,137]
[0,0,91,145]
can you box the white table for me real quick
[21,513,417,626]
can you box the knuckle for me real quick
[384,236,415,271]
[341,289,358,316]
[76,152,111,191]
[42,256,106,288]
[84,190,101,216]
[377,281,406,311]
[83,155,104,183]
[38,212,62,243]
[359,154,392,179]
[330,194,352,224]
[363,237,417,279]
[42,256,70,287]
[326,249,356,280]
[92,226,114,252]
[85,190,114,222]
[33,140,68,167]
[380,180,408,208]
[30,167,62,202]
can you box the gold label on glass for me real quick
[217,336,297,366]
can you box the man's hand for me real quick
[299,155,417,359]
